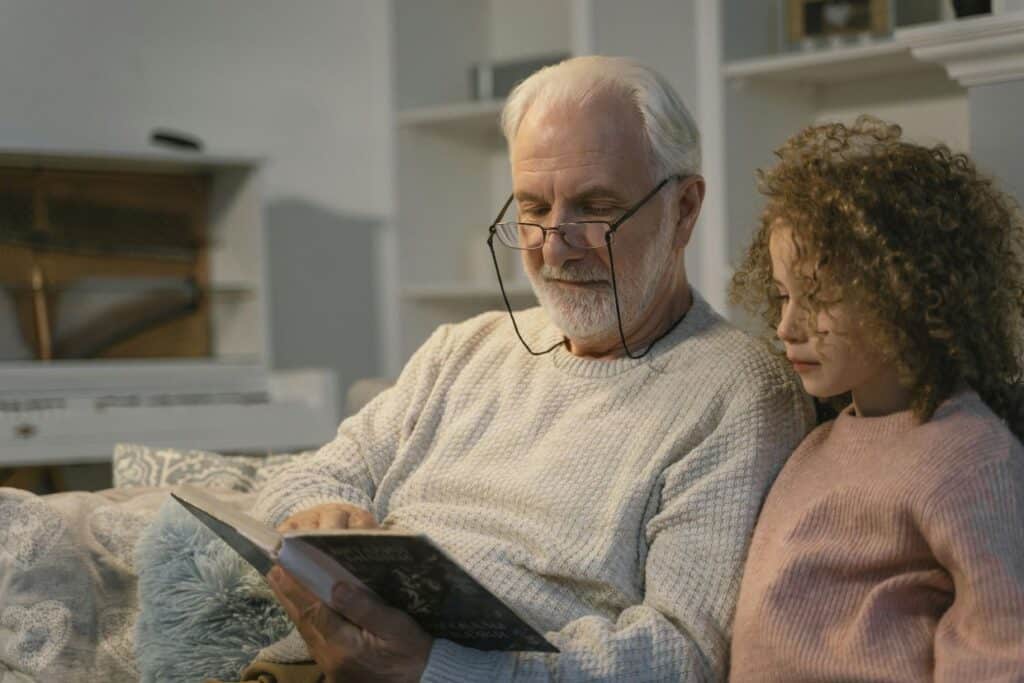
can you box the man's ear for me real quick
[671,175,705,250]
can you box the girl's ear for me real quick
[672,176,706,250]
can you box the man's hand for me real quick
[276,503,378,533]
[267,565,433,683]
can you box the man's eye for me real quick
[581,205,613,216]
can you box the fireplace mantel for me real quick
[899,10,1024,87]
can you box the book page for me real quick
[171,484,281,574]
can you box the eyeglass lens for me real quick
[494,222,610,250]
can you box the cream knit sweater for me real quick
[730,391,1024,681]
[254,295,812,682]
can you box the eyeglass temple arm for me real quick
[606,174,682,235]
[491,194,515,226]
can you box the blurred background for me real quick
[1,0,1021,491]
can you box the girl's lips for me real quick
[789,359,820,372]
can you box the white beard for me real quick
[526,214,675,342]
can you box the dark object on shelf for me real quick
[787,0,890,43]
[150,128,204,152]
[952,0,991,17]
[469,53,570,101]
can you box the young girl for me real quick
[728,116,1024,681]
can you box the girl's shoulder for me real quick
[790,391,1019,475]
[919,391,1019,460]
[908,391,1024,496]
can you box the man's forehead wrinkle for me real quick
[514,151,624,172]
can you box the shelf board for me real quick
[402,281,535,302]
[722,37,939,85]
[397,100,505,147]
[0,144,262,173]
[208,283,257,298]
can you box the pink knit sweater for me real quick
[730,391,1024,681]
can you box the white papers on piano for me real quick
[0,361,338,466]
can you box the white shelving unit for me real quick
[701,0,974,325]
[396,100,506,147]
[721,38,931,84]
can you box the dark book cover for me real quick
[171,485,557,653]
[297,533,557,652]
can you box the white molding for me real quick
[722,39,930,85]
[381,0,402,378]
[695,0,728,314]
[570,0,595,56]
[899,11,1024,86]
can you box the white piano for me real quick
[0,362,339,466]
[0,147,343,467]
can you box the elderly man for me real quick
[256,56,812,682]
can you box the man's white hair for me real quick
[501,55,701,178]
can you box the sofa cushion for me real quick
[112,444,310,492]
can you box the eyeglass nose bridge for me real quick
[523,222,611,250]
[538,223,580,248]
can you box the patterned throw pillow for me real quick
[112,443,309,492]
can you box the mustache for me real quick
[538,263,611,284]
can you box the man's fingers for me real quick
[276,504,376,533]
[319,507,350,529]
[277,510,314,532]
[269,568,336,642]
[347,509,378,529]
[332,582,412,637]
[269,567,363,655]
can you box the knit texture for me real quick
[730,391,1024,682]
[253,294,812,681]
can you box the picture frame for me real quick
[787,0,891,43]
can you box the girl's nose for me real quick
[776,302,806,343]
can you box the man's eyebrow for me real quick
[514,191,547,204]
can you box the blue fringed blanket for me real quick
[134,492,293,683]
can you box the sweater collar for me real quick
[829,401,921,445]
[538,290,718,379]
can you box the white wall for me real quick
[0,0,392,215]
[970,80,1024,205]
[489,0,571,62]
[0,0,394,404]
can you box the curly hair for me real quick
[730,115,1024,435]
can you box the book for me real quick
[171,484,558,652]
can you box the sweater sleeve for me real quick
[926,454,1024,681]
[420,374,812,683]
[252,324,452,527]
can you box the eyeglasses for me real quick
[488,175,680,251]
[485,175,685,359]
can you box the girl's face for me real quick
[768,224,888,401]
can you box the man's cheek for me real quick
[523,250,543,273]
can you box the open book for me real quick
[171,485,558,652]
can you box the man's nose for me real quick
[541,210,585,269]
